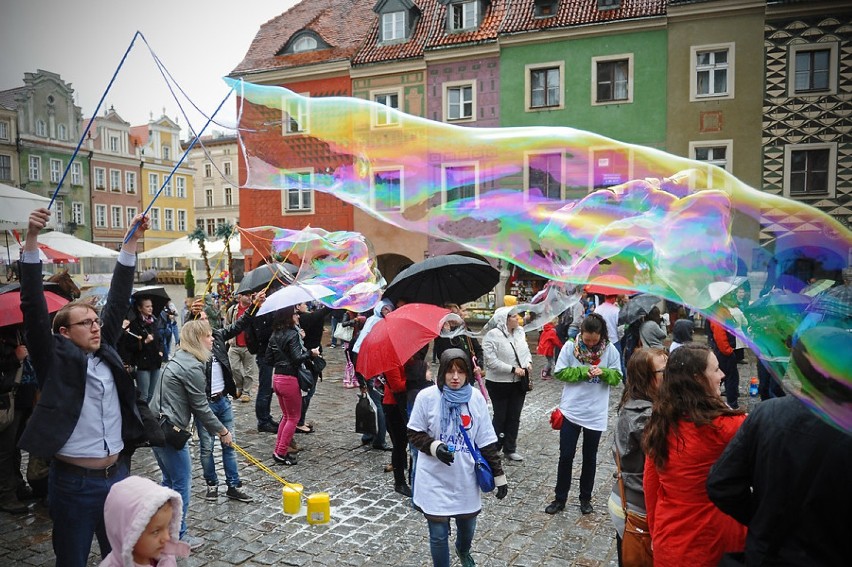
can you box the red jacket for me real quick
[644,415,747,567]
[536,324,563,357]
[382,364,406,405]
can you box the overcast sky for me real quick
[0,0,299,137]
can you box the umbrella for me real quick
[80,285,110,311]
[356,303,452,378]
[801,279,835,297]
[807,284,852,320]
[236,262,299,294]
[695,277,748,306]
[132,286,171,316]
[584,274,635,296]
[38,244,78,264]
[0,290,68,327]
[618,294,660,326]
[256,283,336,317]
[138,268,158,284]
[383,255,499,307]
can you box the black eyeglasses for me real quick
[67,318,102,329]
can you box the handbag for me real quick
[355,392,378,435]
[549,407,564,430]
[156,360,192,450]
[615,446,653,567]
[0,365,22,432]
[508,341,533,392]
[333,324,353,343]
[459,423,495,493]
[297,364,316,393]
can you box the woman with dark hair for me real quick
[408,348,507,567]
[642,343,746,567]
[546,312,622,515]
[264,306,320,466]
[128,297,163,402]
[607,347,667,566]
[639,306,666,349]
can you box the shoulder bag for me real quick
[157,360,192,450]
[508,340,533,392]
[459,423,495,493]
[0,365,22,432]
[333,323,353,343]
[615,445,653,567]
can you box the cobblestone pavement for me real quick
[0,318,758,566]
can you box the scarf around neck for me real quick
[574,337,609,366]
[440,383,473,435]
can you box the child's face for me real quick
[133,504,173,564]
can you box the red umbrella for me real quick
[0,290,68,327]
[356,303,451,378]
[584,274,635,296]
[39,244,79,264]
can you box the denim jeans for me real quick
[135,367,161,403]
[152,444,191,538]
[198,397,240,488]
[255,354,275,426]
[48,457,129,567]
[555,418,602,502]
[427,516,477,567]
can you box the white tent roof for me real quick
[0,183,51,231]
[37,231,119,258]
[138,235,243,261]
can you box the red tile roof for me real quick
[352,1,437,66]
[501,0,666,35]
[230,0,376,76]
[425,0,508,50]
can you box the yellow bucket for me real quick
[281,484,304,515]
[306,492,330,524]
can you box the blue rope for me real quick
[48,31,141,210]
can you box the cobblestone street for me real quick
[0,320,756,566]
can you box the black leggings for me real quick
[383,400,409,486]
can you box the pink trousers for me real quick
[272,374,301,456]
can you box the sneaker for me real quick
[580,499,594,515]
[258,422,278,433]
[456,548,476,567]
[240,394,251,403]
[505,452,524,462]
[204,485,218,500]
[225,486,253,503]
[180,534,205,550]
[544,500,565,515]
[273,453,298,466]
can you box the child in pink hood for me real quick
[100,476,190,567]
[536,321,564,379]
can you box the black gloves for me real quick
[496,484,508,499]
[435,444,454,466]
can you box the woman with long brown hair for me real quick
[642,343,746,567]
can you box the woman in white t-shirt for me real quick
[545,312,622,516]
[408,348,507,567]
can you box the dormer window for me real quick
[598,0,620,10]
[450,1,479,31]
[382,11,405,41]
[292,36,317,53]
[277,32,328,55]
[534,0,558,17]
[375,0,420,44]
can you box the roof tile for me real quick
[501,0,667,35]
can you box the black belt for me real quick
[54,459,121,479]
[209,391,225,402]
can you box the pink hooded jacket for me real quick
[99,476,190,567]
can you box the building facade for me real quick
[183,132,240,237]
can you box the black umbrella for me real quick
[235,262,299,294]
[383,255,499,307]
[132,286,171,316]
[807,284,852,320]
[618,294,661,326]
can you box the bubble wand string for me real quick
[231,442,301,491]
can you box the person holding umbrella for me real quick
[126,297,163,403]
[482,306,533,462]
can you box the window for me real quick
[71,202,84,225]
[789,43,839,96]
[444,83,474,122]
[94,167,106,190]
[373,91,400,127]
[36,120,47,137]
[283,94,309,134]
[689,140,732,188]
[150,208,160,230]
[690,44,734,101]
[598,0,620,9]
[162,145,170,160]
[204,163,212,178]
[382,11,405,41]
[110,169,121,192]
[526,63,563,110]
[591,147,632,190]
[784,143,836,198]
[29,156,41,181]
[126,171,136,193]
[692,144,729,170]
[0,155,10,181]
[148,173,158,195]
[592,54,633,104]
[95,205,107,228]
[206,188,213,207]
[450,1,478,31]
[283,171,313,213]
[0,121,8,141]
[372,168,403,212]
[223,161,232,176]
[224,187,233,206]
[163,177,172,197]
[176,176,186,198]
[126,207,138,227]
[177,210,187,232]
[292,35,317,53]
[109,136,119,152]
[58,124,67,141]
[206,218,216,236]
[534,0,558,17]
[442,164,478,208]
[71,163,82,185]
[164,209,174,231]
[55,201,64,225]
[50,159,62,183]
[111,206,123,229]
[527,152,563,200]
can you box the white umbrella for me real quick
[256,283,335,316]
[0,183,51,231]
[697,276,748,306]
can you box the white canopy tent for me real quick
[37,231,120,276]
[138,235,244,281]
[0,183,51,231]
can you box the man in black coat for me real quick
[19,208,161,567]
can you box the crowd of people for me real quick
[1,206,850,567]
